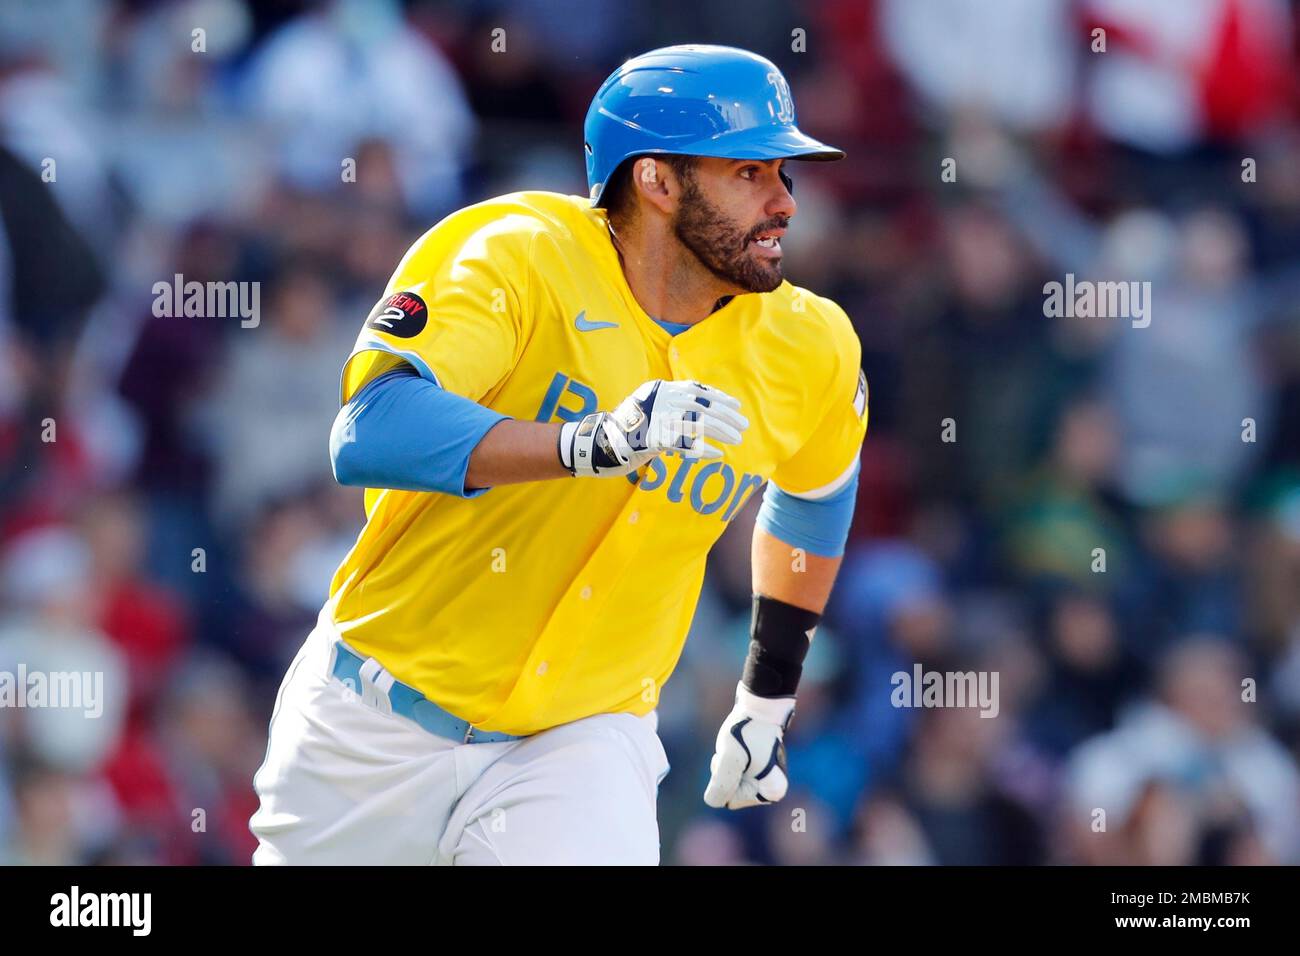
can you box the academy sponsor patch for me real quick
[366,291,428,338]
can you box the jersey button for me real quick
[628,510,639,524]
[536,662,549,676]
[580,585,592,600]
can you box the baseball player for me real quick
[250,44,868,865]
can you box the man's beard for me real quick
[673,178,787,294]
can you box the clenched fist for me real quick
[558,379,748,478]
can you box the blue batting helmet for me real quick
[583,44,844,206]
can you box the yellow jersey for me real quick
[328,191,867,735]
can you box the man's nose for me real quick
[769,176,796,220]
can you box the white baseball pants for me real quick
[249,611,670,865]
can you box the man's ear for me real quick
[639,157,659,187]
[634,157,674,214]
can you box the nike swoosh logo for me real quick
[575,310,619,332]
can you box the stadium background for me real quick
[2,0,1300,865]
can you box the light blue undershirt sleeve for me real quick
[755,459,860,558]
[329,365,510,498]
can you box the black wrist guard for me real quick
[742,594,821,698]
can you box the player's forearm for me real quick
[736,476,856,703]
[703,488,854,811]
[749,468,859,611]
[737,527,842,703]
[751,526,842,613]
[464,418,569,489]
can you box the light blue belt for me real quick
[330,641,523,745]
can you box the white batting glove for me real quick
[558,379,748,478]
[703,682,795,810]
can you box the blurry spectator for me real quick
[828,538,953,777]
[0,526,127,772]
[976,133,1269,504]
[200,257,354,531]
[1243,482,1300,648]
[0,143,106,368]
[78,491,190,722]
[0,45,120,255]
[890,705,1046,865]
[1024,590,1146,757]
[1104,207,1266,504]
[881,0,1077,133]
[225,494,348,677]
[899,201,1078,510]
[851,792,936,865]
[1002,398,1132,590]
[240,0,474,217]
[103,0,253,114]
[1118,486,1243,662]
[459,8,586,125]
[97,651,264,865]
[118,220,239,497]
[1065,637,1300,863]
[332,194,416,305]
[0,755,80,865]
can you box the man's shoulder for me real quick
[401,192,601,270]
[763,283,858,353]
[431,191,598,242]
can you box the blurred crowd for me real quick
[2,0,1300,865]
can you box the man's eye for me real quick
[740,167,758,180]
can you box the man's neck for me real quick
[608,221,733,326]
